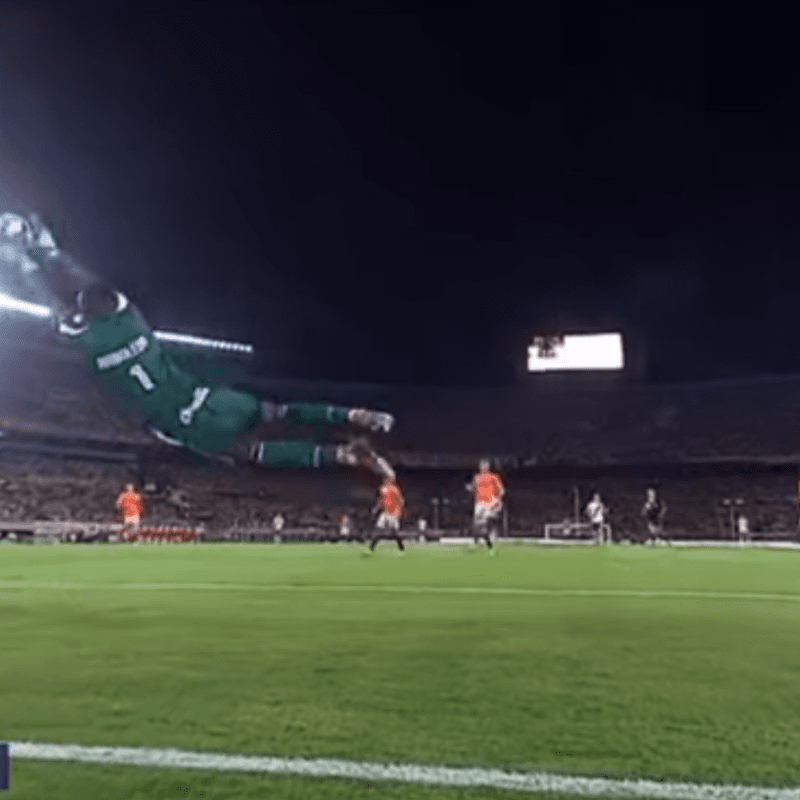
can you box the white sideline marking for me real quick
[8,741,800,799]
[1,581,800,603]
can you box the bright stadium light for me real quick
[0,291,254,354]
[527,332,624,372]
[0,291,52,318]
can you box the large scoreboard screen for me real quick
[527,332,624,372]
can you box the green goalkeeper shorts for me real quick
[178,386,262,454]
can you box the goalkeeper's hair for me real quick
[77,283,119,317]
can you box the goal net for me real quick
[543,521,611,541]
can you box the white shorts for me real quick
[123,515,141,530]
[474,504,501,527]
[376,513,401,531]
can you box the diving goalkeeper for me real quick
[0,211,395,477]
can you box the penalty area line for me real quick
[8,741,800,800]
[1,581,800,603]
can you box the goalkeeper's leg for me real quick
[260,401,394,433]
[250,437,394,478]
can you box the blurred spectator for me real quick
[641,487,667,544]
[585,492,610,543]
[417,517,428,542]
[165,485,191,515]
[116,483,143,540]
[272,512,285,533]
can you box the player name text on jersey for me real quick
[95,335,149,371]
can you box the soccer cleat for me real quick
[348,408,395,433]
[340,437,395,478]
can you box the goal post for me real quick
[543,521,611,542]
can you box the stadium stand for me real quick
[0,450,796,544]
[0,334,799,543]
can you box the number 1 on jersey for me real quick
[129,363,156,392]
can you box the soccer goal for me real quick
[543,521,611,542]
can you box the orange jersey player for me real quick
[465,459,504,549]
[369,475,405,552]
[116,483,143,539]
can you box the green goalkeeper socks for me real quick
[253,440,338,469]
[276,403,349,426]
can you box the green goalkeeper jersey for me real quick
[60,293,261,453]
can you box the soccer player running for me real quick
[0,212,395,478]
[641,487,666,545]
[466,459,504,551]
[369,475,405,552]
[116,483,143,541]
[585,492,609,544]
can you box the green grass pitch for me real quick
[1,541,800,799]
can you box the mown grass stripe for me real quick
[1,581,800,603]
[8,741,800,799]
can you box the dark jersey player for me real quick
[0,211,395,477]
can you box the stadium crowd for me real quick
[0,450,797,543]
[0,362,799,542]
[5,339,800,463]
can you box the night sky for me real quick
[1,1,799,387]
